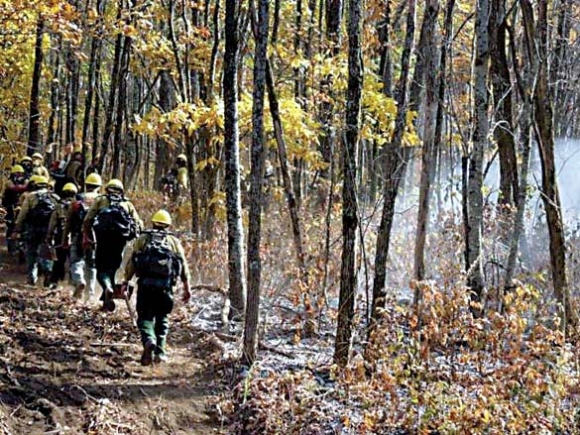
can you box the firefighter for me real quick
[20,156,33,178]
[82,179,142,310]
[45,182,77,289]
[31,152,50,179]
[64,151,83,188]
[63,173,102,301]
[3,165,28,251]
[123,210,191,365]
[175,154,188,192]
[13,175,60,286]
[160,154,188,202]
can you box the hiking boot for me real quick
[153,353,168,364]
[27,275,38,286]
[48,283,58,290]
[140,340,156,366]
[154,336,167,364]
[43,273,51,288]
[101,288,115,312]
[73,283,86,299]
[100,299,116,312]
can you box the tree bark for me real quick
[154,71,175,190]
[465,0,490,307]
[412,0,441,283]
[224,0,247,319]
[28,17,45,155]
[490,0,518,207]
[46,35,62,157]
[526,0,578,328]
[243,0,269,365]
[504,0,534,294]
[266,62,306,277]
[65,43,81,147]
[98,8,123,173]
[319,0,343,178]
[82,0,103,166]
[370,0,394,204]
[369,0,416,333]
[112,35,132,179]
[334,0,362,367]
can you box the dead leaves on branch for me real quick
[225,281,580,434]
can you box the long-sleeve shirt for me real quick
[82,194,143,236]
[2,180,28,207]
[46,199,72,243]
[124,231,190,285]
[32,165,50,179]
[62,191,100,244]
[15,189,60,232]
[177,167,188,190]
[65,160,83,186]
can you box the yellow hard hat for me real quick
[29,175,41,184]
[34,175,49,185]
[11,165,24,174]
[106,178,124,191]
[20,156,32,163]
[63,183,78,194]
[176,154,187,162]
[151,209,172,226]
[85,173,102,187]
[32,152,43,160]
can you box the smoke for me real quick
[484,138,580,225]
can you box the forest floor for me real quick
[0,239,226,435]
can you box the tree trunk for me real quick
[490,0,518,207]
[46,35,62,157]
[91,44,102,164]
[243,0,269,365]
[65,44,81,147]
[465,0,490,307]
[369,0,416,333]
[224,0,247,319]
[527,0,578,328]
[82,0,103,165]
[207,0,220,101]
[551,0,570,136]
[319,0,343,178]
[504,0,534,294]
[99,17,123,172]
[413,0,441,283]
[370,0,394,204]
[266,62,306,276]
[112,35,132,179]
[28,17,45,155]
[154,71,175,190]
[334,0,362,367]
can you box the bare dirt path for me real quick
[0,246,225,435]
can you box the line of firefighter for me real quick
[2,154,191,366]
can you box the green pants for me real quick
[136,283,174,356]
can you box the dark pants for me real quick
[49,246,68,284]
[26,229,52,283]
[136,282,174,356]
[95,238,126,297]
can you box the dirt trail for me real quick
[0,249,225,434]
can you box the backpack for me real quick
[52,200,71,242]
[27,193,56,229]
[69,193,95,236]
[133,231,182,286]
[93,194,137,241]
[161,170,178,195]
